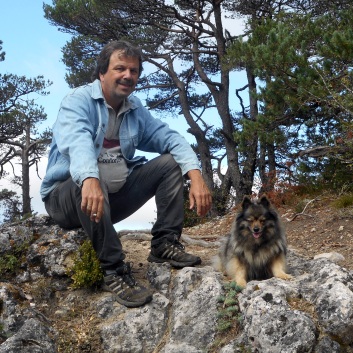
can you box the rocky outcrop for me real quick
[224,251,353,352]
[0,215,353,353]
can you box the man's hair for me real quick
[92,40,144,81]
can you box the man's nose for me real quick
[123,69,133,79]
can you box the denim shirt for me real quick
[40,79,200,200]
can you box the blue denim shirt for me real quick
[40,79,200,200]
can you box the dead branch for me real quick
[287,196,321,222]
[117,229,221,248]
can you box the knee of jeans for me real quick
[161,153,178,167]
[163,154,182,174]
[73,182,82,200]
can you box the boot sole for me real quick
[102,284,153,308]
[147,254,201,268]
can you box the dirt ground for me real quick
[121,193,353,273]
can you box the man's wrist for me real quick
[186,169,202,180]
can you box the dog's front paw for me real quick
[277,272,293,281]
[235,278,247,288]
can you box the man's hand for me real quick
[187,170,212,217]
[81,178,104,223]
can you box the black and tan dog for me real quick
[213,195,292,287]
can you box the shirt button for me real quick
[96,144,100,148]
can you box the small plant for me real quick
[0,254,19,275]
[331,193,353,209]
[216,281,243,333]
[208,281,244,352]
[294,199,306,214]
[0,240,30,278]
[67,240,103,289]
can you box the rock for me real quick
[163,266,223,351]
[0,318,57,353]
[100,293,170,353]
[1,216,353,352]
[314,336,342,353]
[238,280,318,353]
[146,262,172,296]
[314,252,345,264]
[0,283,27,337]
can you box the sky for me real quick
[0,0,158,229]
[0,1,246,229]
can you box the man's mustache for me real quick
[116,79,133,86]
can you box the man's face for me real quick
[99,50,140,111]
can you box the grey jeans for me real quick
[44,154,184,270]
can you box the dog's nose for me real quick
[253,227,260,232]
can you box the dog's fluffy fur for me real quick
[213,195,292,287]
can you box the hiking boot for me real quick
[102,262,153,308]
[147,239,201,268]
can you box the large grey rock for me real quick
[299,259,353,345]
[0,318,57,353]
[0,283,26,337]
[238,281,317,353]
[99,266,223,353]
[100,293,169,353]
[163,266,223,351]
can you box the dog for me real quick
[213,195,292,287]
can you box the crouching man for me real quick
[40,40,212,307]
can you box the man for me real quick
[40,40,212,308]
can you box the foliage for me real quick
[225,6,353,192]
[62,35,103,87]
[44,1,353,212]
[0,40,5,62]
[67,240,103,289]
[0,255,18,276]
[331,193,353,209]
[295,156,353,193]
[0,188,22,222]
[0,239,30,279]
[0,52,52,215]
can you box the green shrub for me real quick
[67,240,103,289]
[331,193,353,209]
[0,240,30,278]
[0,254,19,275]
[295,157,353,194]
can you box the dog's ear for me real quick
[259,194,270,208]
[242,196,252,210]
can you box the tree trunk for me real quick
[234,66,258,201]
[259,141,276,193]
[22,123,32,215]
